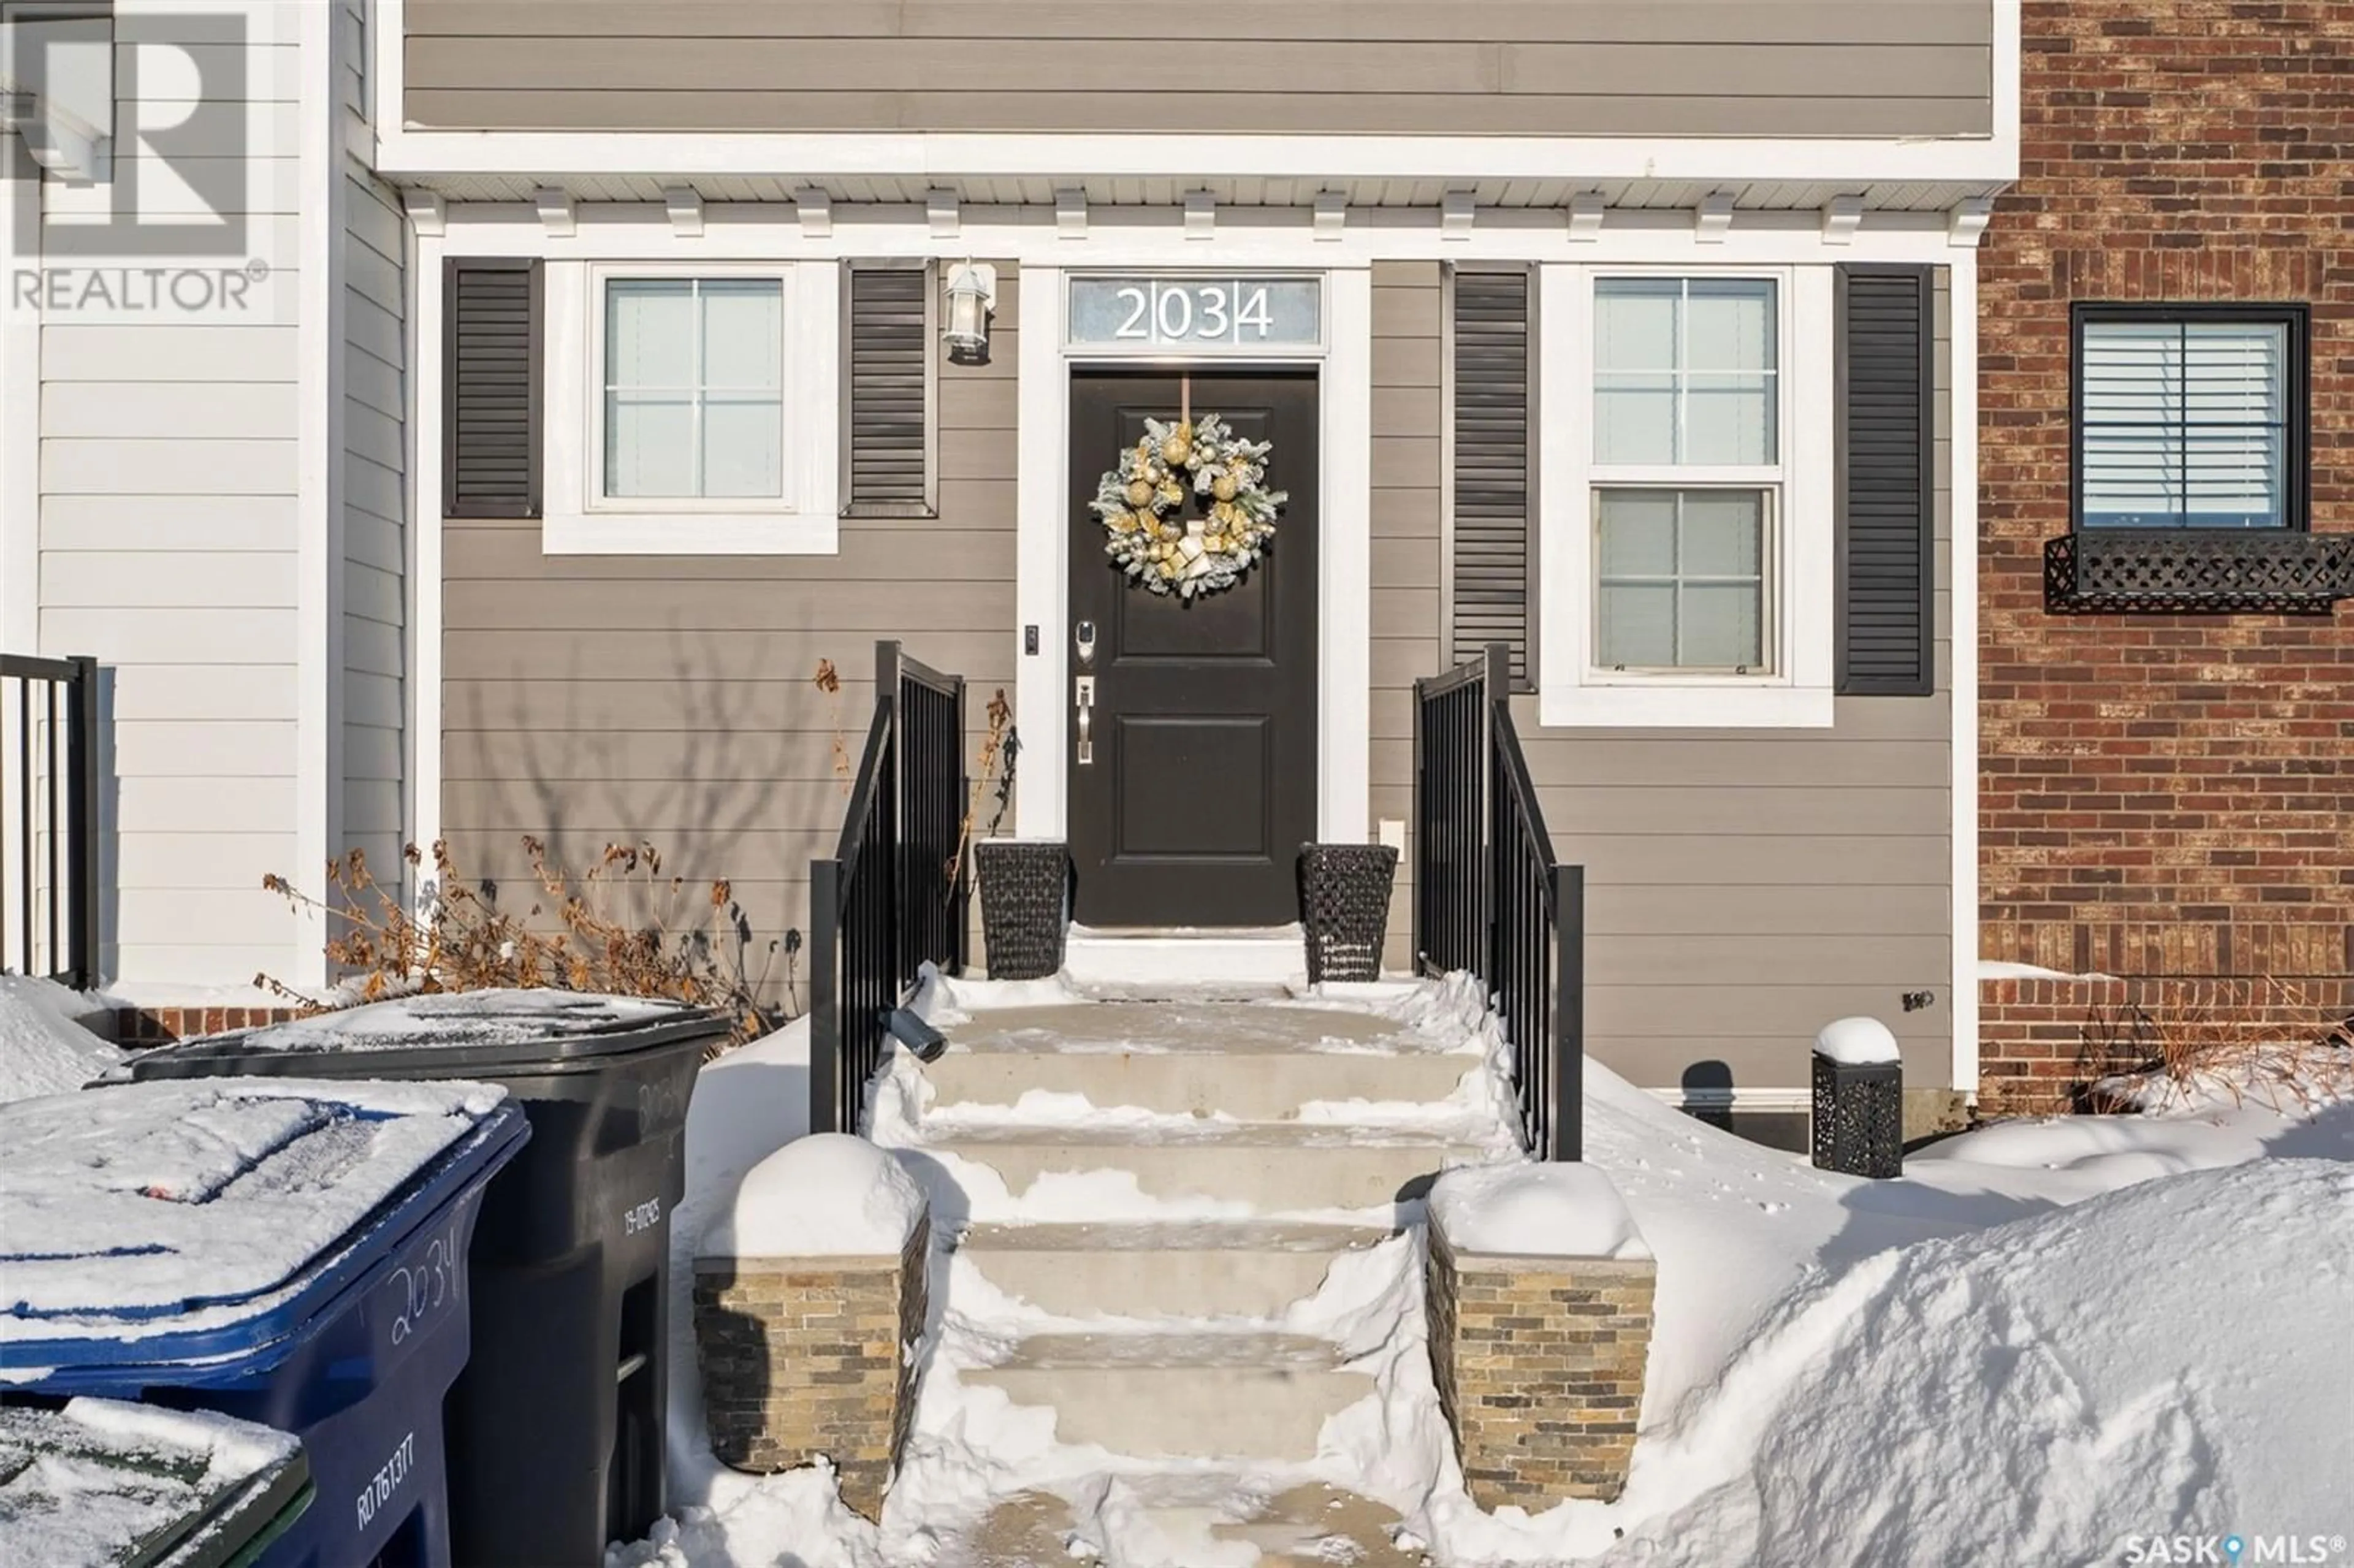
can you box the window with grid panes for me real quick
[1591,278,1778,672]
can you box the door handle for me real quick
[1075,676,1095,766]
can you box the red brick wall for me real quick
[1979,0,2354,1110]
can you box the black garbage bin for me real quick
[130,990,731,1568]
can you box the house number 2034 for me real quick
[1068,277,1321,351]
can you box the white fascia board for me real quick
[376,129,2016,188]
[417,208,1976,269]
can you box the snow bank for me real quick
[1623,1160,2354,1566]
[0,975,124,1105]
[1810,1015,1899,1067]
[1427,1161,1651,1260]
[698,1133,924,1258]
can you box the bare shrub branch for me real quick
[258,838,788,1052]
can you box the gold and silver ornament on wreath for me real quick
[1090,414,1287,599]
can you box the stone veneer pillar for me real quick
[1424,1217,1656,1508]
[693,1213,929,1521]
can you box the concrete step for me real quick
[956,1219,1392,1319]
[951,1479,1429,1568]
[924,1124,1489,1213]
[962,1331,1371,1462]
[922,1002,1475,1120]
[1062,926,1308,995]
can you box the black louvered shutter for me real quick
[1451,269,1532,683]
[844,264,932,516]
[443,258,541,519]
[1837,265,1935,696]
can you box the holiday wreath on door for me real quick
[1089,403,1287,599]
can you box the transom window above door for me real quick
[600,276,787,502]
[2074,304,2307,530]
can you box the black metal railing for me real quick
[1412,643,1585,1161]
[809,641,970,1135]
[2,653,100,989]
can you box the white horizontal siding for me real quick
[41,551,297,607]
[42,495,297,551]
[44,438,299,496]
[343,164,408,888]
[32,4,316,988]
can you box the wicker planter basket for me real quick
[1300,842,1400,984]
[975,839,1069,981]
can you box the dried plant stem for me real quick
[948,687,1017,894]
[259,839,788,1050]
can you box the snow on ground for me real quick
[622,977,2354,1567]
[0,975,125,1105]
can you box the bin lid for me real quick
[0,1078,516,1360]
[0,1397,311,1568]
[130,991,732,1082]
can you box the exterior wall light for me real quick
[943,260,997,362]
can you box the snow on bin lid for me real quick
[0,1078,505,1333]
[0,1397,304,1568]
[210,990,700,1052]
[1813,1016,1901,1067]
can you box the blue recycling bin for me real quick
[0,1078,529,1568]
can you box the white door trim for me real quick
[1013,262,1373,851]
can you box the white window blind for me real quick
[604,278,785,500]
[2081,319,2287,528]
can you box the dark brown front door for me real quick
[1067,370,1319,927]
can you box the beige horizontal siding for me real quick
[440,264,1021,993]
[404,1,1992,138]
[1373,266,1957,1095]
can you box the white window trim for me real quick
[541,259,840,555]
[1539,262,1835,729]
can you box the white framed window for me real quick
[543,261,839,555]
[1539,264,1835,728]
[600,277,786,503]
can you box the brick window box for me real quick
[2044,529,2354,616]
